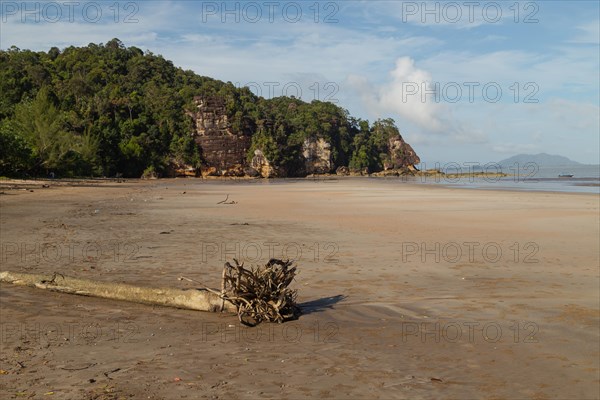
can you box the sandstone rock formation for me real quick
[166,160,197,177]
[384,135,420,170]
[188,96,250,177]
[188,96,420,178]
[250,150,276,178]
[336,166,350,176]
[302,138,332,175]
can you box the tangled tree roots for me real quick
[222,259,301,326]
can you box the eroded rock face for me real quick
[302,138,332,175]
[187,96,420,178]
[336,166,350,176]
[385,135,421,170]
[166,160,197,177]
[251,150,276,178]
[188,96,250,176]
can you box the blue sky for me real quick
[1,0,599,164]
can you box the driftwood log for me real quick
[0,259,301,326]
[0,271,237,313]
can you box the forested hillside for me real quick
[0,39,418,177]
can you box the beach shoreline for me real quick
[3,171,599,195]
[1,179,599,399]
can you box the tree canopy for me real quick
[0,39,409,177]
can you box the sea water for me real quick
[413,164,600,194]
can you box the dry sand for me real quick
[0,178,598,399]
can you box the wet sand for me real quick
[1,178,599,399]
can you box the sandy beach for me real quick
[1,178,598,399]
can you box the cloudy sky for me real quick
[1,0,599,164]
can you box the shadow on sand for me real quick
[299,294,346,315]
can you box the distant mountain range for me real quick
[497,153,582,167]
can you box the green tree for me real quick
[12,87,97,175]
[0,40,412,177]
[13,87,72,171]
[0,119,33,176]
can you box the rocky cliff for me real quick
[188,96,251,177]
[385,135,420,170]
[250,150,276,178]
[302,138,332,175]
[189,96,420,178]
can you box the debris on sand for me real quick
[0,259,301,327]
[217,194,237,204]
[0,271,236,313]
[221,259,301,326]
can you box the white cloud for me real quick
[419,47,599,101]
[382,58,443,129]
[348,57,448,133]
[382,0,518,30]
[540,99,600,131]
[569,20,600,44]
[347,57,494,147]
[420,50,543,84]
[492,143,539,154]
[481,99,599,161]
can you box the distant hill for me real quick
[497,153,582,167]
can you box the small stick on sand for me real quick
[217,194,237,204]
[217,194,229,204]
